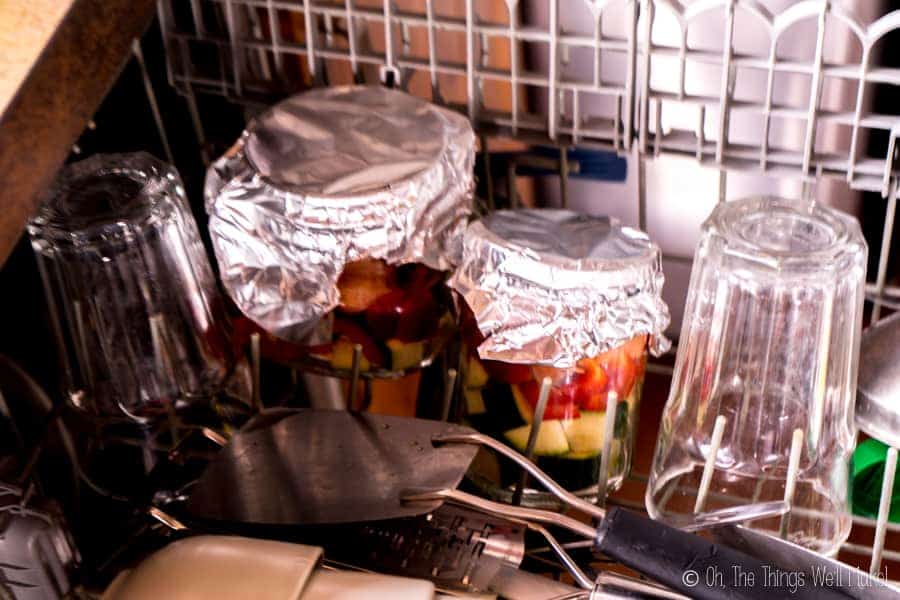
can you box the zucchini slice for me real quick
[562,411,607,455]
[464,389,487,415]
[504,421,570,456]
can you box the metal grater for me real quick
[321,505,525,593]
[0,497,79,600]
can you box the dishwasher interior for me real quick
[2,0,900,597]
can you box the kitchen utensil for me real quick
[157,491,596,599]
[645,196,867,555]
[321,506,685,598]
[317,504,525,594]
[28,152,247,421]
[186,410,479,524]
[852,312,900,567]
[102,535,436,600]
[0,356,79,600]
[0,497,78,600]
[487,565,583,600]
[187,409,825,599]
[856,312,900,448]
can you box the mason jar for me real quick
[450,209,670,502]
[206,86,475,416]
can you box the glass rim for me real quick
[28,152,183,248]
[704,196,866,269]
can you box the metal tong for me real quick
[404,432,843,600]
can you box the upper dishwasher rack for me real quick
[158,0,900,196]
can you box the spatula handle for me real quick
[595,507,847,600]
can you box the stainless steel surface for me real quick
[488,564,582,600]
[440,369,457,423]
[595,572,688,600]
[16,0,899,589]
[324,504,525,594]
[513,377,552,505]
[709,524,900,600]
[518,520,593,590]
[448,209,670,367]
[404,486,792,598]
[347,344,362,410]
[433,431,607,522]
[250,332,261,413]
[0,499,78,600]
[856,313,900,448]
[301,372,345,411]
[205,85,475,343]
[434,430,787,531]
[402,487,598,541]
[186,409,479,525]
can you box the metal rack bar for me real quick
[154,0,900,581]
[160,0,900,206]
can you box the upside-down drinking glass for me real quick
[645,197,866,555]
[28,153,243,422]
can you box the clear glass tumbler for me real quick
[645,197,866,555]
[29,153,242,422]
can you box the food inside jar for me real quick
[461,303,647,492]
[232,258,452,374]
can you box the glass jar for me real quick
[230,258,454,376]
[206,86,474,416]
[28,153,246,421]
[450,210,670,501]
[645,197,866,555]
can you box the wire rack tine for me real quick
[157,0,900,576]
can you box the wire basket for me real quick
[155,0,900,588]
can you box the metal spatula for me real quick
[186,409,843,600]
[186,410,479,525]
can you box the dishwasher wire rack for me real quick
[155,0,900,182]
[148,0,900,589]
[157,0,900,315]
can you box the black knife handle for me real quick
[595,507,848,600]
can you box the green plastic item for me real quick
[851,438,900,522]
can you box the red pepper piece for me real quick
[567,358,611,412]
[231,316,307,363]
[363,289,405,340]
[518,380,581,421]
[365,287,442,343]
[599,348,637,400]
[482,360,533,384]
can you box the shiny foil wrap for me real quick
[449,209,671,367]
[206,86,475,342]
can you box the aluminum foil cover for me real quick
[206,86,475,342]
[449,209,671,367]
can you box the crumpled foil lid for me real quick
[205,86,475,342]
[449,209,671,367]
